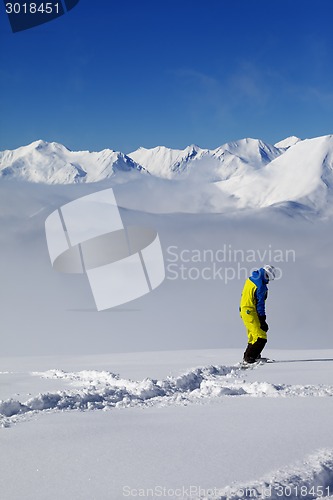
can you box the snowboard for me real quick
[240,357,275,369]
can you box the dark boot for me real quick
[243,338,267,363]
[243,343,256,363]
[251,338,267,360]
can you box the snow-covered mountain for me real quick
[0,136,286,184]
[128,134,333,217]
[128,138,282,181]
[128,144,207,179]
[3,134,333,217]
[216,135,333,215]
[0,140,144,184]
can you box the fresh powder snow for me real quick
[1,350,333,499]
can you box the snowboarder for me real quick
[240,265,276,364]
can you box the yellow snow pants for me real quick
[240,307,267,345]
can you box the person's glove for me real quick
[259,315,269,332]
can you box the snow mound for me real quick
[213,449,333,500]
[2,363,333,426]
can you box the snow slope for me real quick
[216,135,333,215]
[1,349,333,499]
[274,136,302,149]
[203,138,282,181]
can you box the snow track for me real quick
[2,361,333,499]
[2,362,333,427]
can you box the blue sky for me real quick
[1,0,333,152]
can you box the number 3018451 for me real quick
[5,3,60,14]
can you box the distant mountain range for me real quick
[1,134,333,217]
[0,136,302,184]
[0,140,145,184]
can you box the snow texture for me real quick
[2,353,333,499]
[213,449,333,499]
[2,361,333,426]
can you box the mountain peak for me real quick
[274,136,302,149]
